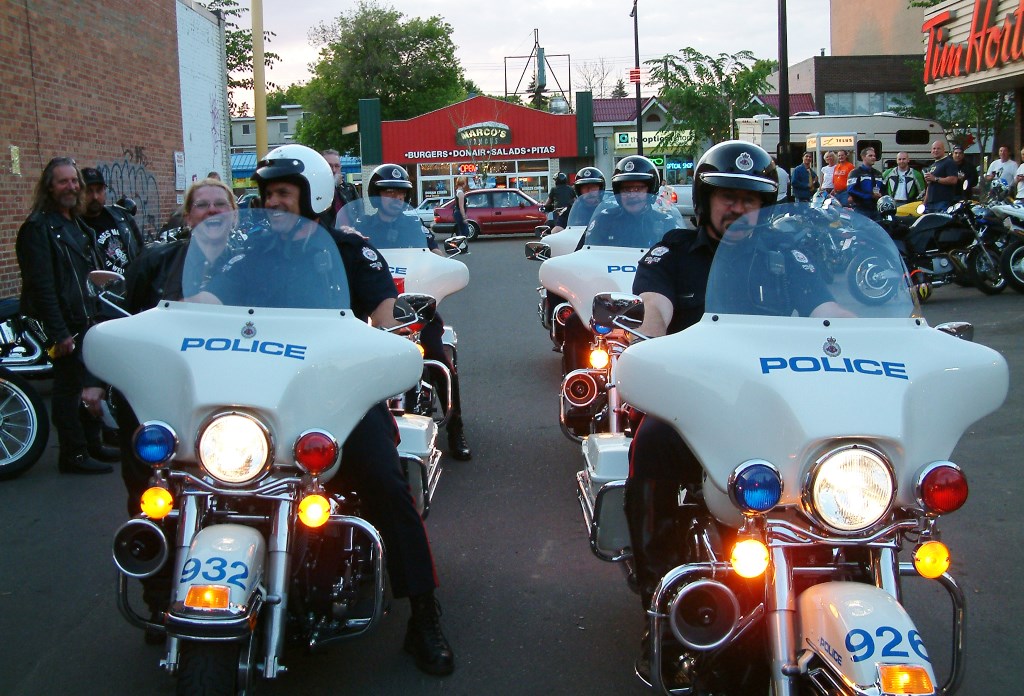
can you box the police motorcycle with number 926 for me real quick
[578,204,1008,695]
[84,210,439,694]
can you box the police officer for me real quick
[356,164,472,461]
[561,156,675,379]
[544,171,576,213]
[550,166,606,235]
[204,146,456,675]
[626,141,849,683]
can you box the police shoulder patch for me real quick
[362,247,378,262]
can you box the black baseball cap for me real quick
[81,167,105,186]
[951,145,964,153]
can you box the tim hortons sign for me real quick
[923,0,1024,84]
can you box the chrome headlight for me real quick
[805,445,895,533]
[197,412,272,485]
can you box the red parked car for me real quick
[432,188,547,239]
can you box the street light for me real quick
[630,0,642,156]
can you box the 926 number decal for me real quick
[179,556,249,590]
[845,626,929,663]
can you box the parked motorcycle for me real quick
[985,199,1024,293]
[0,365,50,480]
[577,204,1008,694]
[868,197,1005,302]
[85,211,437,693]
[0,297,52,377]
[526,194,684,440]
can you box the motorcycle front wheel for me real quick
[967,244,1007,295]
[177,635,256,696]
[0,368,50,480]
[1000,240,1024,294]
[847,250,901,305]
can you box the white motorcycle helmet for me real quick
[252,144,334,219]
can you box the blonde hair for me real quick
[183,178,237,215]
[454,176,468,191]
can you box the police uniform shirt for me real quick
[332,230,398,320]
[633,227,716,335]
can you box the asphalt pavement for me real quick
[0,235,1020,695]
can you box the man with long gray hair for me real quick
[16,157,110,474]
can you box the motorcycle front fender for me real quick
[166,524,266,641]
[798,581,936,691]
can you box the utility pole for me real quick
[253,0,268,158]
[631,0,643,155]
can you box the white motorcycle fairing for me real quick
[383,247,468,307]
[539,247,648,326]
[616,315,1008,528]
[798,581,935,691]
[84,302,423,470]
[543,226,585,257]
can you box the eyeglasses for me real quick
[191,200,233,211]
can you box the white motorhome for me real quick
[735,113,948,169]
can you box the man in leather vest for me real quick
[15,157,111,474]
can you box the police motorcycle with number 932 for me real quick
[577,205,1008,695]
[84,210,440,694]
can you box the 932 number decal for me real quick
[179,556,250,590]
[845,626,929,663]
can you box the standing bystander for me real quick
[923,140,960,213]
[832,150,855,205]
[15,157,110,474]
[882,152,925,205]
[790,152,819,202]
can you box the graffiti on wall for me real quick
[98,149,161,241]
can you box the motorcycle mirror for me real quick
[936,321,974,341]
[525,241,551,261]
[534,225,551,238]
[88,270,125,289]
[444,236,469,255]
[394,293,437,326]
[115,197,138,216]
[592,292,644,333]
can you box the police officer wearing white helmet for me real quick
[208,144,456,676]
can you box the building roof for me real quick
[593,96,658,124]
[755,93,817,115]
[231,151,258,178]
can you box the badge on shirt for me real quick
[362,247,378,262]
[651,246,669,257]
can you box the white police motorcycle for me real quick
[578,204,1008,694]
[526,193,684,440]
[85,211,435,694]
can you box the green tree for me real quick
[648,48,776,154]
[296,1,468,152]
[266,83,307,116]
[610,79,628,99]
[203,0,281,117]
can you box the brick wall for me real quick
[0,0,183,297]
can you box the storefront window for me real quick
[419,163,451,176]
[663,157,694,186]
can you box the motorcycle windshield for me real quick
[344,195,435,250]
[583,193,686,248]
[705,203,917,318]
[185,210,351,310]
[566,190,615,228]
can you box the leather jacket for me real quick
[15,210,98,343]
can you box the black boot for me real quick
[87,442,121,462]
[404,592,454,675]
[58,453,113,475]
[447,427,471,461]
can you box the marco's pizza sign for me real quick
[923,0,1024,85]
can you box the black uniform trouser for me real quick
[331,403,438,598]
[625,415,703,610]
[51,344,89,462]
[419,313,463,434]
[119,398,438,605]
